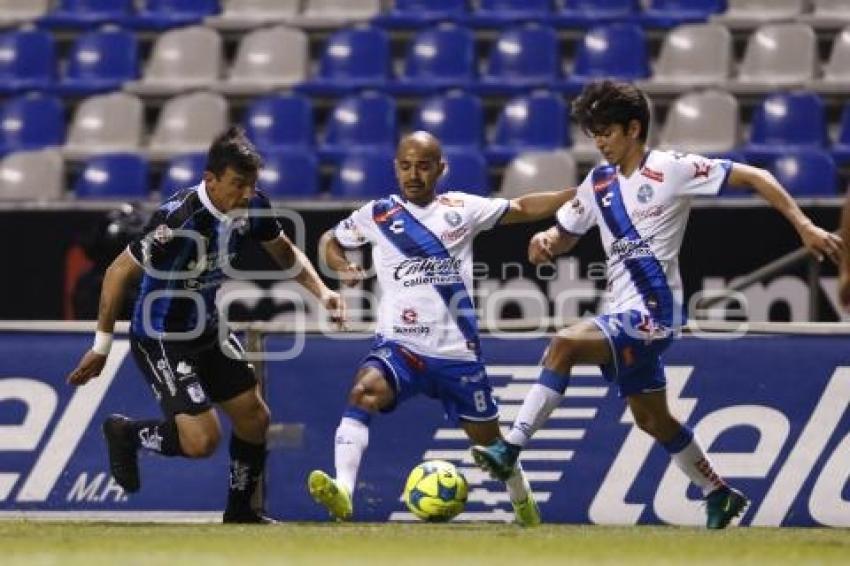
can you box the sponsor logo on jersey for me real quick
[693,161,712,179]
[610,236,655,261]
[593,176,615,193]
[393,257,463,287]
[631,205,664,222]
[186,382,207,404]
[401,308,418,324]
[374,205,402,223]
[640,167,665,182]
[440,225,470,243]
[637,184,654,204]
[438,195,465,207]
[570,198,585,216]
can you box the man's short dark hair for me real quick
[206,125,263,177]
[571,80,651,142]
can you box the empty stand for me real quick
[330,150,397,198]
[500,150,577,197]
[218,25,308,95]
[0,93,64,157]
[242,93,314,152]
[63,92,144,160]
[74,153,149,198]
[319,92,397,162]
[148,91,228,160]
[0,149,64,201]
[413,91,483,149]
[436,148,489,195]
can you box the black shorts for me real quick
[130,331,257,417]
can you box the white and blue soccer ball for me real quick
[403,460,468,522]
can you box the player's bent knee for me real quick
[545,336,578,372]
[180,429,220,458]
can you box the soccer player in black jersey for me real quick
[67,126,344,523]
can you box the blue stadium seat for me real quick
[465,0,555,28]
[831,104,850,166]
[0,28,55,94]
[486,91,569,165]
[75,153,149,198]
[38,0,134,29]
[259,149,319,198]
[476,24,561,95]
[765,150,838,197]
[641,0,727,29]
[555,0,639,28]
[331,150,397,199]
[437,149,489,195]
[373,0,467,29]
[242,93,313,153]
[56,27,139,95]
[319,92,397,163]
[743,92,827,164]
[564,23,650,92]
[388,24,475,95]
[296,26,390,97]
[159,152,206,197]
[0,93,64,157]
[124,0,220,30]
[413,91,483,149]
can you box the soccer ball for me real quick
[403,460,468,522]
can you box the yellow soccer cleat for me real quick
[512,495,542,528]
[308,470,353,521]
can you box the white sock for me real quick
[668,434,726,497]
[334,417,369,496]
[505,460,532,504]
[505,383,564,447]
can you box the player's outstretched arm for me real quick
[839,193,850,310]
[263,235,346,325]
[500,187,576,225]
[727,163,844,264]
[318,230,367,288]
[528,226,580,265]
[67,249,143,386]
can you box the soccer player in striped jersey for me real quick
[307,131,574,526]
[67,126,344,523]
[471,80,843,529]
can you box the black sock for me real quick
[128,419,183,456]
[226,434,267,513]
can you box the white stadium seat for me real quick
[0,149,64,201]
[63,92,144,160]
[500,150,577,198]
[658,90,740,155]
[217,25,309,96]
[147,91,228,160]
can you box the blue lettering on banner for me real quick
[1,332,849,526]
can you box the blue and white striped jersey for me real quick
[127,181,282,338]
[556,150,732,326]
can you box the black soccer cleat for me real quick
[102,414,140,494]
[222,509,278,524]
[705,486,749,529]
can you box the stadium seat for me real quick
[437,149,489,195]
[640,23,732,95]
[319,92,397,163]
[159,152,206,196]
[56,27,139,96]
[0,149,64,201]
[330,150,397,199]
[218,25,308,95]
[565,23,649,92]
[713,0,806,29]
[294,0,380,28]
[0,93,64,157]
[125,0,220,30]
[125,26,222,96]
[731,23,817,92]
[830,104,850,166]
[0,0,49,27]
[205,0,298,30]
[500,150,577,197]
[658,90,739,156]
[413,91,483,149]
[743,92,827,163]
[765,150,838,197]
[242,93,314,152]
[641,0,727,29]
[373,0,467,29]
[63,92,144,160]
[296,26,390,97]
[465,0,556,29]
[74,153,149,199]
[148,91,228,160]
[0,28,55,94]
[38,0,133,29]
[554,0,639,28]
[476,24,561,95]
[259,149,319,198]
[811,27,850,94]
[800,0,850,29]
[389,24,475,95]
[486,91,568,165]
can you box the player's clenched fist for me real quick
[528,231,554,265]
[67,351,107,386]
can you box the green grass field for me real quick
[0,521,850,566]
[1,521,849,566]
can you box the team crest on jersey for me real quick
[637,184,654,204]
[153,224,173,244]
[693,161,712,178]
[640,167,664,182]
[444,210,462,227]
